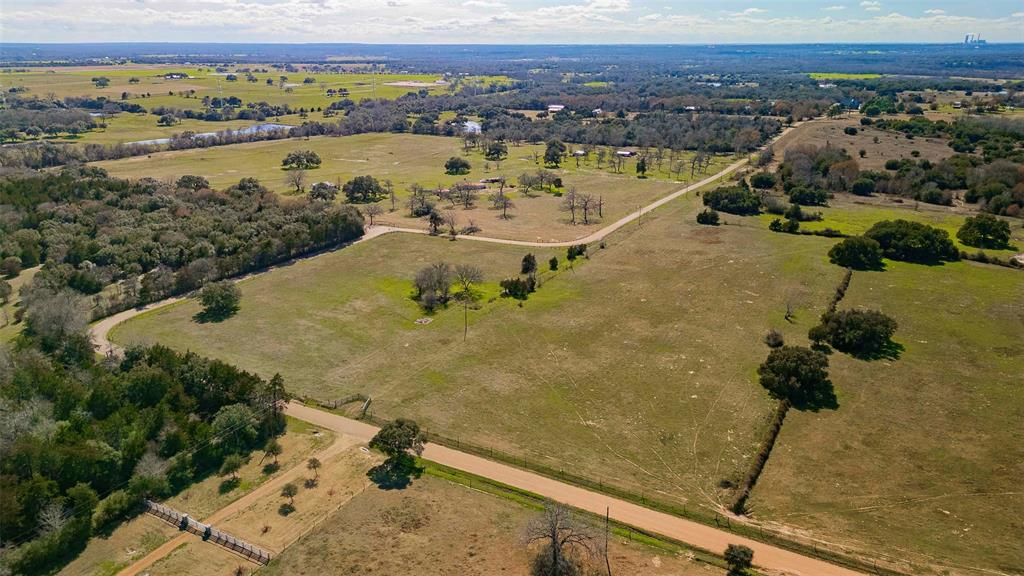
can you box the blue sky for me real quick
[2,0,1023,43]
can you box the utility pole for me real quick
[604,507,612,576]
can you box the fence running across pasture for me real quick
[144,500,272,565]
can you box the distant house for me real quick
[684,105,698,111]
[463,120,482,135]
[1012,254,1024,266]
[163,73,189,80]
[952,101,963,109]
[616,150,636,157]
[572,150,587,157]
[592,108,603,116]
[547,104,566,113]
[818,83,837,89]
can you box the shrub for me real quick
[860,117,873,126]
[725,543,755,575]
[703,186,761,215]
[749,172,776,189]
[864,219,959,263]
[549,256,558,271]
[828,236,884,270]
[850,178,875,196]
[769,218,800,234]
[957,213,1011,249]
[521,253,537,275]
[91,490,142,533]
[884,159,901,170]
[763,329,784,348]
[281,150,321,170]
[696,209,720,225]
[843,126,858,135]
[500,276,535,300]
[786,187,828,206]
[444,156,471,175]
[1,256,21,278]
[810,309,898,356]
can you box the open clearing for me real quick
[93,133,733,241]
[770,116,956,170]
[111,187,1023,573]
[260,475,724,576]
[2,66,451,110]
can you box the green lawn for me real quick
[112,190,1023,574]
[757,195,1024,260]
[808,72,883,80]
[75,112,299,145]
[3,66,451,110]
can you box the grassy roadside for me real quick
[419,458,742,573]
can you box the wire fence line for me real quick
[144,500,272,565]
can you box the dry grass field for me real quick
[261,475,724,576]
[110,185,1024,574]
[770,116,956,170]
[93,133,733,241]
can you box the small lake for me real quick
[127,123,293,146]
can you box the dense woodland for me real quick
[0,168,365,318]
[0,328,287,574]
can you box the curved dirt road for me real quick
[96,124,861,575]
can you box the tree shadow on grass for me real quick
[193,307,238,324]
[218,477,240,494]
[847,339,905,361]
[367,456,423,490]
[262,462,280,475]
[791,380,840,413]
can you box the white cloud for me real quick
[1,0,1023,44]
[462,0,505,7]
[924,8,945,15]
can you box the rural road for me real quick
[286,402,863,576]
[98,123,857,575]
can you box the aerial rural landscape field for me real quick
[1,5,1023,576]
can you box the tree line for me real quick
[0,168,365,319]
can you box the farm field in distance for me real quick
[94,132,734,241]
[110,187,1024,574]
[1,65,462,109]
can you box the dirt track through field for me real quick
[98,123,863,576]
[117,434,359,575]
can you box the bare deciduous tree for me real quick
[38,502,69,536]
[453,264,483,341]
[285,168,307,193]
[561,188,579,225]
[363,204,384,226]
[524,503,595,576]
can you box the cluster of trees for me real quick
[873,116,1024,163]
[702,183,761,215]
[863,220,959,264]
[478,109,780,153]
[809,309,898,358]
[0,329,287,574]
[149,100,299,123]
[282,149,322,170]
[0,169,364,318]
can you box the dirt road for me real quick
[117,433,359,575]
[286,402,863,576]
